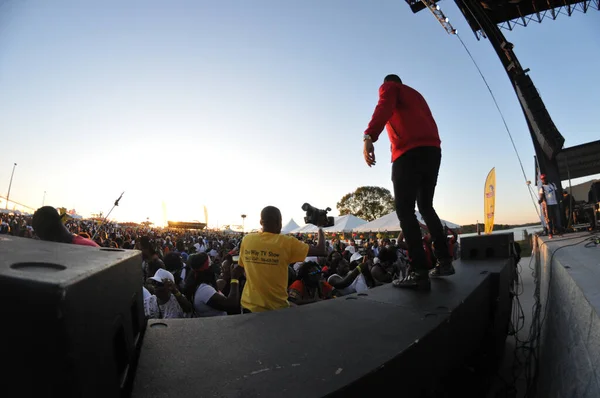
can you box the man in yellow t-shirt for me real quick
[239,206,326,313]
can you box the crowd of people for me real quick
[3,73,472,319]
[4,205,460,320]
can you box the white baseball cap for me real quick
[148,268,175,284]
[350,252,363,263]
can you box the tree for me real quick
[336,186,395,222]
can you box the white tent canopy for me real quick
[289,223,319,234]
[288,215,368,234]
[324,214,367,233]
[281,218,301,234]
[352,210,460,233]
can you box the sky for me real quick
[1,0,599,231]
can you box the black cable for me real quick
[455,33,542,220]
[564,152,574,230]
[491,246,526,397]
[584,240,598,248]
[496,233,599,397]
[537,234,598,328]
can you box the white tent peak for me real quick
[281,218,301,234]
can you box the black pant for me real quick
[545,204,561,233]
[392,146,450,272]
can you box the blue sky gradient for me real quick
[1,0,598,230]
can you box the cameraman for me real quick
[238,206,327,313]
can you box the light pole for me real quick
[6,163,17,209]
[42,191,46,207]
[241,214,246,233]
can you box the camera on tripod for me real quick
[302,203,334,228]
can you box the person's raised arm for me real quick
[328,265,362,290]
[165,279,193,314]
[206,265,244,313]
[307,228,326,257]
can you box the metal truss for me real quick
[497,0,600,31]
[420,0,458,34]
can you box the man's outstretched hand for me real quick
[363,139,376,167]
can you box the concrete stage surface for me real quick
[535,231,600,398]
[133,257,514,398]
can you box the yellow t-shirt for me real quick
[239,232,309,313]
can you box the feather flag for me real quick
[484,168,496,234]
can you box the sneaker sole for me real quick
[430,270,455,277]
[392,280,431,290]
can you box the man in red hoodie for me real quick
[363,74,455,290]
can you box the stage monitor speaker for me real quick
[0,236,145,398]
[460,233,514,261]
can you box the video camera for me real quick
[302,203,334,228]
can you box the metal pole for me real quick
[42,191,46,207]
[6,163,17,209]
[91,192,124,241]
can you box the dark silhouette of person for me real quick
[32,206,99,247]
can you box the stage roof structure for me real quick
[167,221,206,230]
[405,0,598,194]
[406,0,599,32]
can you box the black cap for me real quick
[32,206,63,240]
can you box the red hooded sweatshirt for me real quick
[364,81,441,163]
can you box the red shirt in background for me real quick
[364,81,441,162]
[72,235,100,247]
[288,280,334,301]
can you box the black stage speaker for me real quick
[460,232,514,260]
[0,236,145,398]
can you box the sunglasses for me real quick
[152,281,165,288]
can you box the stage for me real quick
[534,231,600,397]
[133,254,514,398]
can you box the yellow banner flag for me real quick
[484,167,496,234]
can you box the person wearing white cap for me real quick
[145,268,190,319]
[327,252,370,295]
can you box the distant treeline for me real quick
[459,222,540,234]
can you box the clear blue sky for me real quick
[1,0,599,230]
